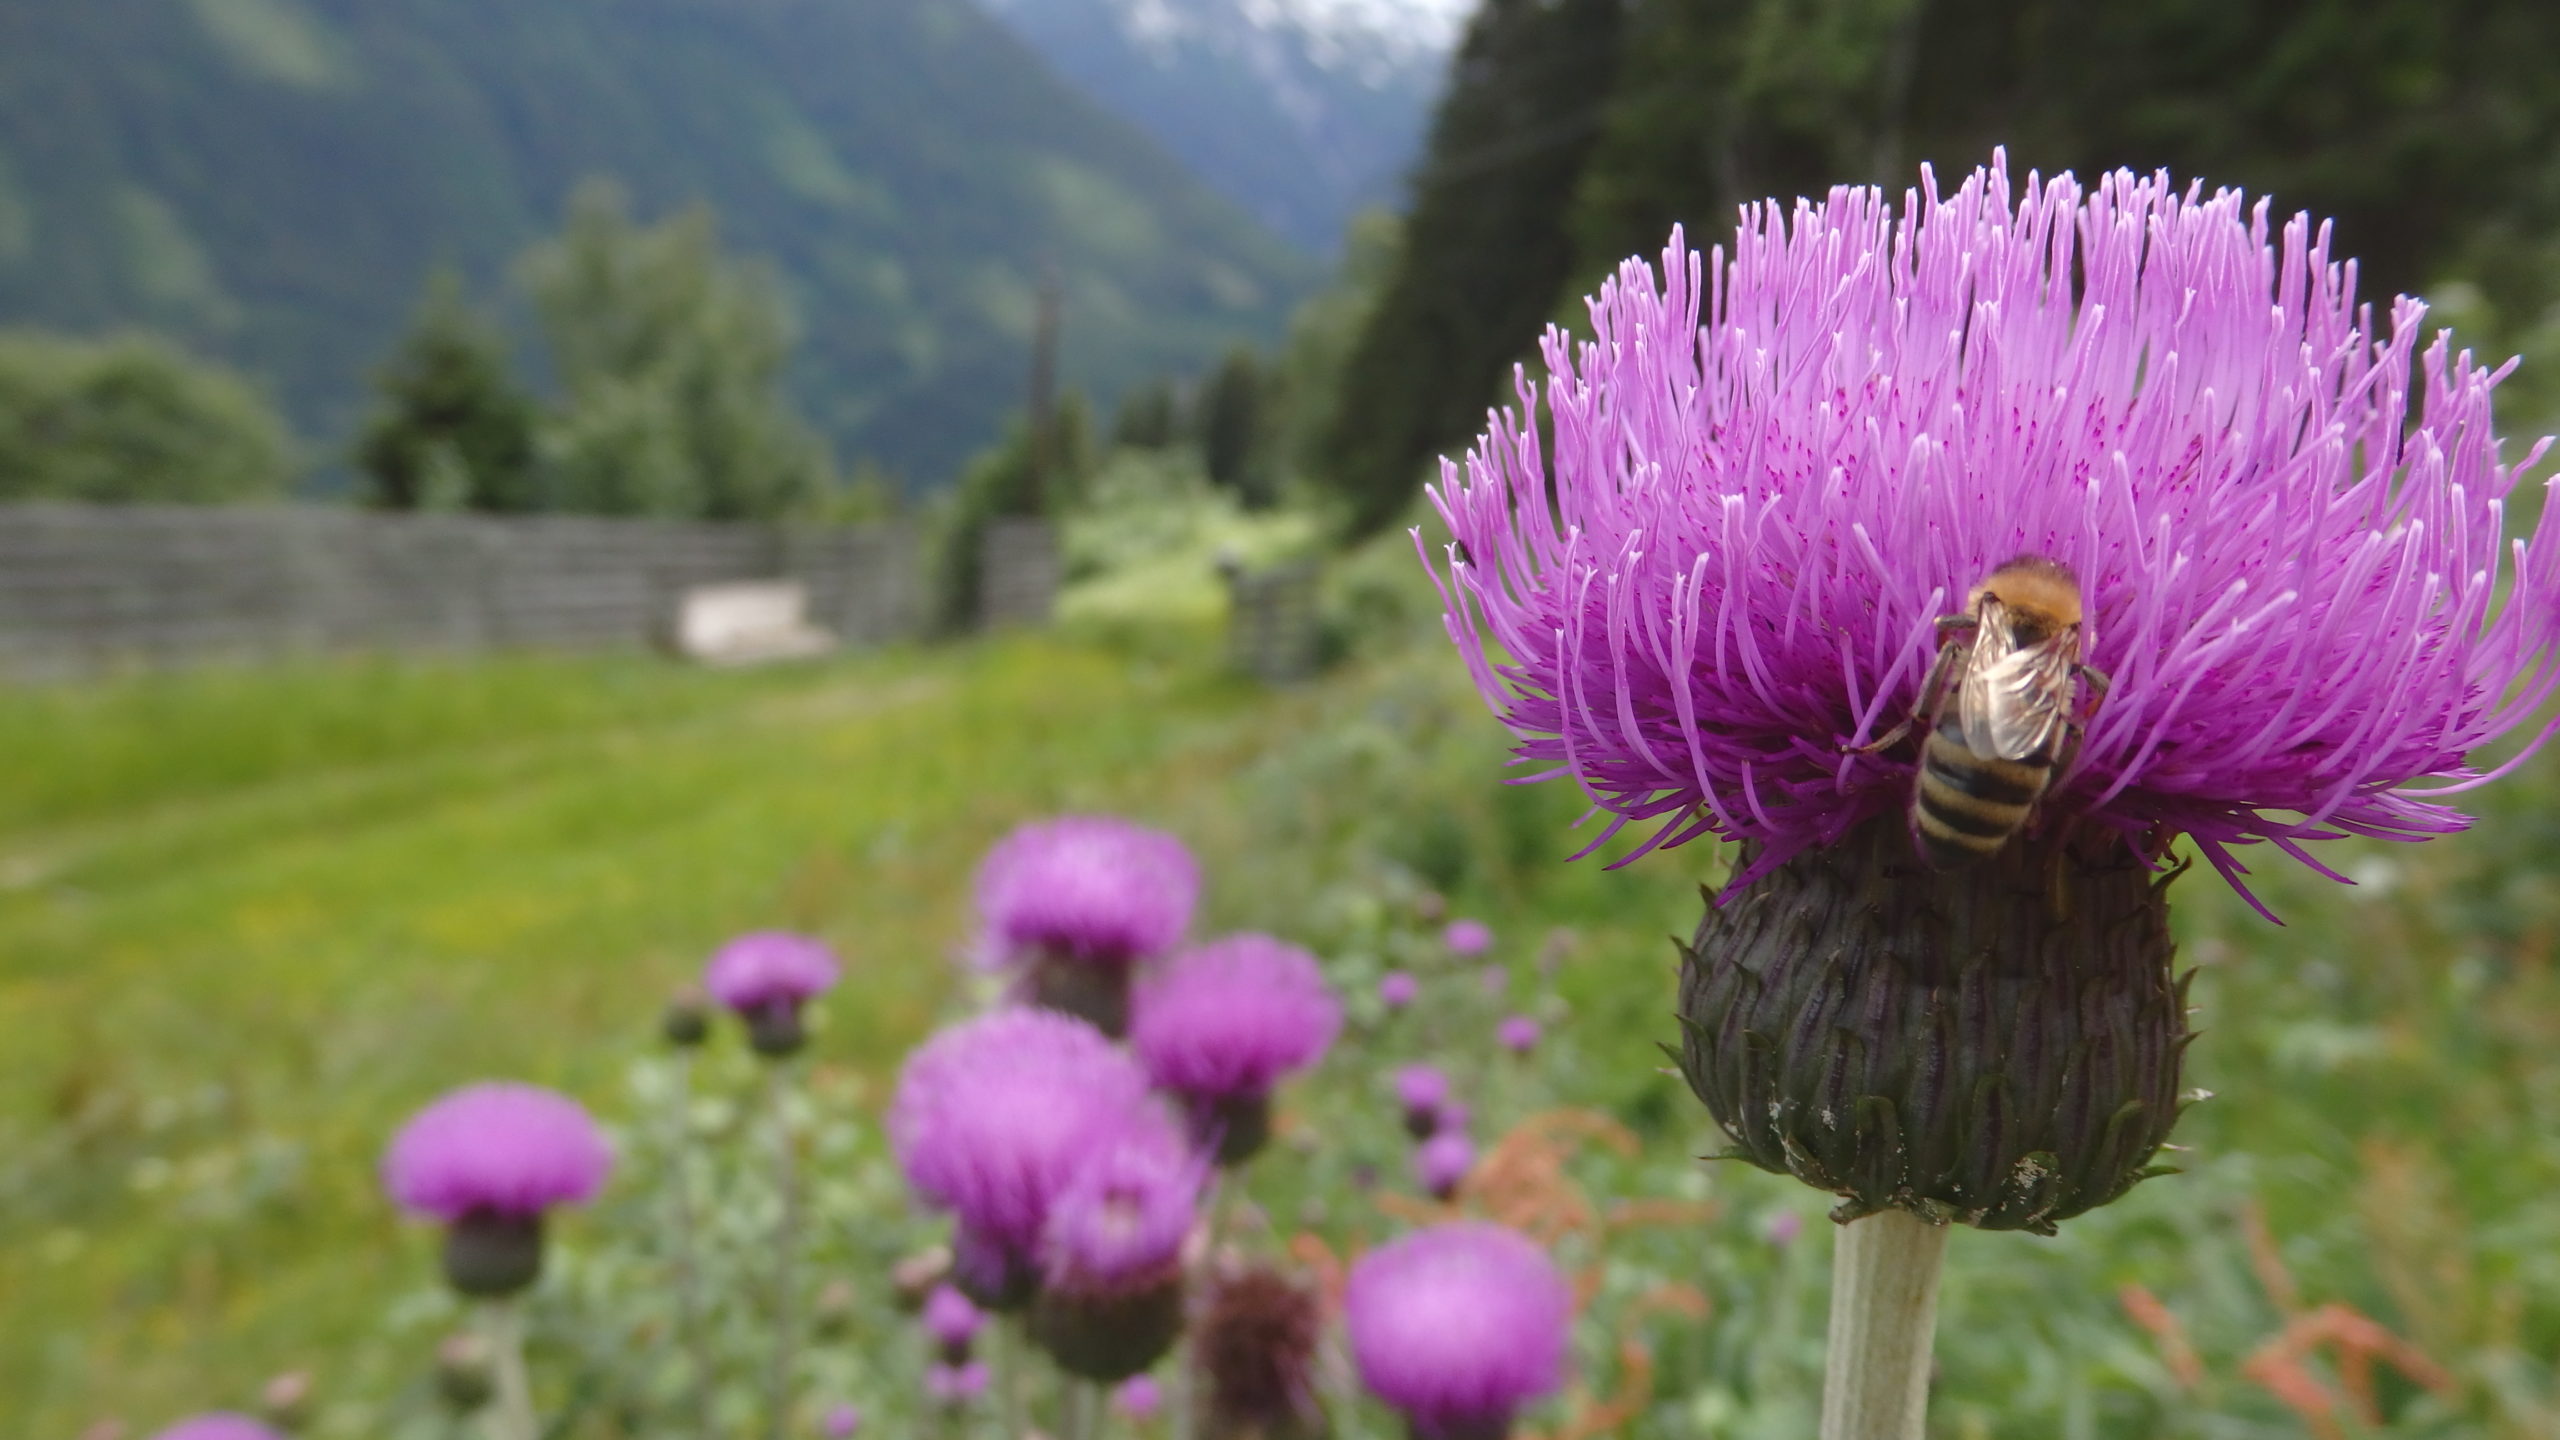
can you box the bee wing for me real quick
[1958,610,2077,762]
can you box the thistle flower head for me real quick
[1442,919,1493,957]
[1496,1015,1541,1054]
[975,816,1199,965]
[926,1362,990,1405]
[381,1082,612,1223]
[890,1009,1159,1294]
[1426,154,2560,908]
[703,931,840,1011]
[151,1418,286,1440]
[1131,934,1340,1103]
[1116,1375,1163,1420]
[923,1283,984,1351]
[1379,970,1420,1008]
[821,1404,863,1439]
[1415,1130,1474,1201]
[1040,1126,1202,1292]
[1394,1064,1450,1114]
[1196,1264,1327,1436]
[1345,1222,1573,1439]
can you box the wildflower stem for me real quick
[998,1316,1030,1440]
[1819,1209,1948,1440]
[666,1053,717,1439]
[764,1061,804,1440]
[480,1299,538,1440]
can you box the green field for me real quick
[7,624,2560,1437]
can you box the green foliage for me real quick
[518,181,834,522]
[1055,446,1316,637]
[0,329,294,502]
[1110,378,1181,451]
[1316,0,1627,538]
[0,0,1316,481]
[354,268,539,512]
[1195,344,1272,508]
[928,396,1095,632]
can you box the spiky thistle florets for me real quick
[1425,154,2560,909]
[380,1082,613,1223]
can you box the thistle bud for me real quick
[1676,817,2189,1233]
[660,986,711,1048]
[434,1332,496,1412]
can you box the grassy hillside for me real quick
[0,0,1321,480]
[5,617,2560,1434]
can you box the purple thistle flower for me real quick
[151,1418,286,1440]
[1442,919,1493,957]
[382,1082,612,1297]
[1395,1064,1455,1139]
[976,815,1198,963]
[382,1083,612,1223]
[1423,155,2560,908]
[1765,1210,1805,1248]
[890,1009,1160,1307]
[1040,1129,1202,1292]
[1345,1222,1574,1439]
[1379,969,1420,1009]
[1030,1125,1202,1382]
[1115,1374,1164,1420]
[1497,1015,1541,1054]
[1415,1130,1474,1202]
[922,1283,985,1357]
[821,1403,864,1439]
[1131,934,1339,1163]
[925,1361,990,1406]
[703,931,840,1056]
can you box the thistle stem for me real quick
[764,1061,804,1440]
[998,1316,1030,1440]
[1820,1210,1948,1440]
[480,1299,537,1440]
[666,1053,716,1439]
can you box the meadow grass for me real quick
[7,624,2560,1437]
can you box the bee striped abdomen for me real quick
[1913,722,2050,868]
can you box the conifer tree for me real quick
[355,268,540,512]
[1197,346,1269,508]
[1317,0,1626,538]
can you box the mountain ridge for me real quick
[975,0,1464,253]
[0,0,1320,483]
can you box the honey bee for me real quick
[1862,556,2109,868]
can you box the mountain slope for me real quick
[0,0,1321,481]
[975,0,1464,253]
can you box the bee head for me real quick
[1972,554,2082,640]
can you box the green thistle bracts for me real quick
[1675,817,2193,1234]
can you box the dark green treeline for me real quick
[1324,0,2560,537]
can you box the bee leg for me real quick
[1854,616,1975,754]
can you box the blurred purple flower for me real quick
[702,931,839,1011]
[1132,935,1340,1103]
[1442,919,1493,958]
[1764,1210,1805,1248]
[1394,1064,1450,1113]
[381,1083,611,1223]
[1115,1374,1164,1420]
[1425,155,2560,907]
[925,1361,990,1406]
[820,1403,863,1439]
[1378,970,1420,1009]
[890,1009,1160,1304]
[1497,1015,1541,1054]
[1345,1222,1574,1438]
[1395,1064,1456,1139]
[975,816,1198,965]
[150,1418,285,1440]
[922,1283,984,1358]
[1415,1130,1474,1202]
[1040,1127,1202,1292]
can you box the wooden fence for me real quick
[0,504,942,676]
